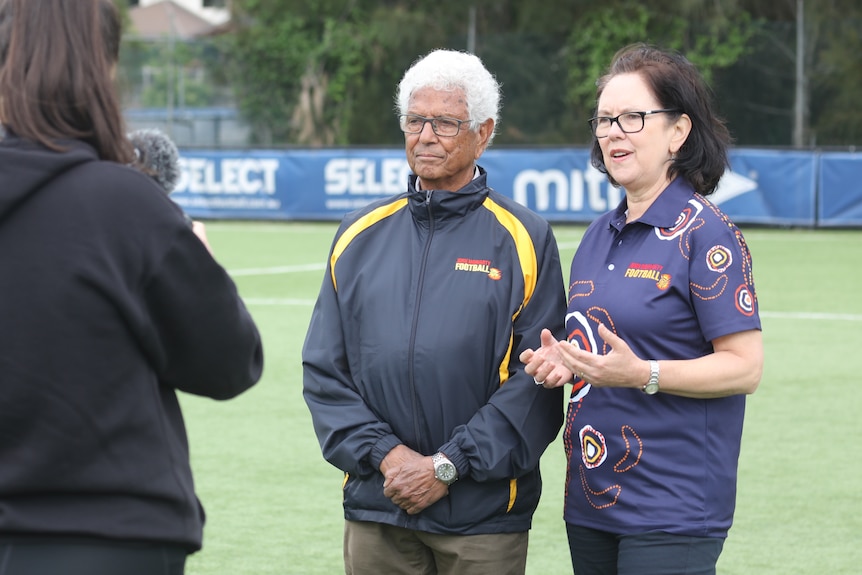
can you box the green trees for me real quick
[717,0,862,147]
[222,0,460,145]
[559,1,753,144]
[219,0,860,147]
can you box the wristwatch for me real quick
[432,452,459,485]
[643,360,660,395]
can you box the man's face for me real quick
[404,86,493,192]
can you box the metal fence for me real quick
[124,107,250,148]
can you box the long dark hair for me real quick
[0,0,133,163]
[590,43,732,196]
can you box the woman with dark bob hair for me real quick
[522,43,763,574]
[0,1,263,573]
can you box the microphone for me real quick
[128,128,193,227]
[128,128,181,194]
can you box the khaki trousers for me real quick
[344,520,529,575]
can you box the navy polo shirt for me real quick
[562,177,761,538]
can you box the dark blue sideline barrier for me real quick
[819,152,862,227]
[170,147,862,227]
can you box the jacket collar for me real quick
[408,166,490,224]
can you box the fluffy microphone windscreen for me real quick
[128,128,181,193]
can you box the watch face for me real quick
[436,463,457,482]
[644,382,660,395]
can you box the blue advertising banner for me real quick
[479,149,621,223]
[172,149,411,220]
[170,147,855,227]
[720,149,817,226]
[819,152,862,227]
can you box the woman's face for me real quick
[595,72,689,198]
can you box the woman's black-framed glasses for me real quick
[588,109,679,138]
[399,114,469,137]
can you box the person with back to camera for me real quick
[302,49,566,575]
[0,1,264,573]
[520,43,763,575]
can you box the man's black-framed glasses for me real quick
[588,109,679,138]
[399,114,470,137]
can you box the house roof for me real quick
[128,0,217,40]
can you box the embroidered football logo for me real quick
[656,274,672,290]
[454,258,501,280]
[624,263,671,291]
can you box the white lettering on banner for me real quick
[324,158,410,195]
[176,158,279,195]
[513,165,621,213]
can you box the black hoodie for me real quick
[0,136,263,551]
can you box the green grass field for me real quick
[179,221,862,574]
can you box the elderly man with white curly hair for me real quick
[303,49,567,575]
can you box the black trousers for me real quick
[0,540,187,575]
[566,523,725,575]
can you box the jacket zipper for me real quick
[404,189,434,528]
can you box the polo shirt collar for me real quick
[610,177,696,230]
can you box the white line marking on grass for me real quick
[238,299,862,320]
[760,311,862,322]
[244,298,316,306]
[210,223,337,233]
[557,241,583,250]
[229,263,862,322]
[742,232,857,242]
[229,263,326,276]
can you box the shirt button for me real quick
[618,240,623,246]
[608,264,615,271]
